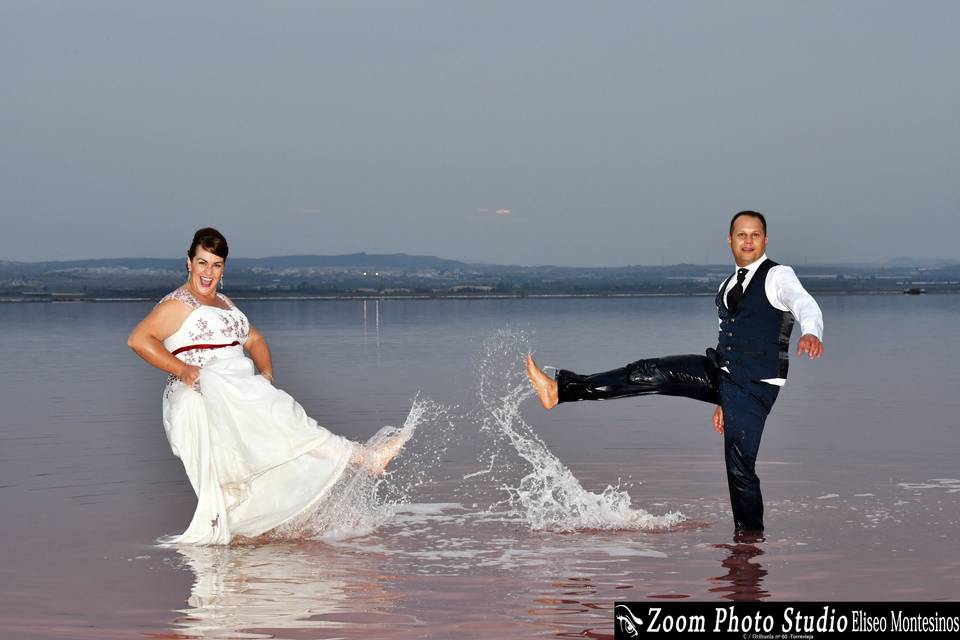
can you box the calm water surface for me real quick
[1,295,958,639]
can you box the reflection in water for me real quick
[167,507,669,639]
[362,299,381,348]
[707,539,769,601]
[171,542,405,638]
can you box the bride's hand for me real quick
[178,363,201,386]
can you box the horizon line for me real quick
[2,252,957,270]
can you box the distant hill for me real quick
[2,252,957,274]
[0,252,474,273]
[885,257,959,269]
[2,253,958,299]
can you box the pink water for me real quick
[2,296,958,638]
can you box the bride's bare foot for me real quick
[526,354,559,409]
[352,434,407,475]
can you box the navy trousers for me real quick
[556,352,779,531]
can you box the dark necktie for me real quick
[727,268,748,313]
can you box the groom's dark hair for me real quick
[729,211,767,236]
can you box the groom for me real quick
[526,211,824,536]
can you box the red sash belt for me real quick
[172,341,240,356]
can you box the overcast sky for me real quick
[2,1,958,266]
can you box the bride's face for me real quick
[187,246,225,295]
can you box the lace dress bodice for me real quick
[158,287,250,398]
[159,287,250,368]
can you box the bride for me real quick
[127,228,405,545]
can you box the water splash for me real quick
[472,329,686,532]
[268,394,455,542]
[238,329,686,543]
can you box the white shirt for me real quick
[719,253,824,386]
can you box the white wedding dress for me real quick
[158,287,357,545]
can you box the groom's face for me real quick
[728,215,768,267]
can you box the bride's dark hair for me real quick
[188,228,229,260]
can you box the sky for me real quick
[1,1,958,267]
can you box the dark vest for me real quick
[715,259,795,383]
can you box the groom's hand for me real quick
[797,334,824,359]
[712,405,724,434]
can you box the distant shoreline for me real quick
[5,253,957,303]
[1,288,953,304]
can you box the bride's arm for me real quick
[127,301,196,382]
[245,324,274,382]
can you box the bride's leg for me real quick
[351,434,407,475]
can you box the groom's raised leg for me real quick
[530,353,721,406]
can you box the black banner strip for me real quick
[614,602,960,639]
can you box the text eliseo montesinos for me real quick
[640,606,959,634]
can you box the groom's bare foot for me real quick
[526,354,559,409]
[353,434,407,475]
